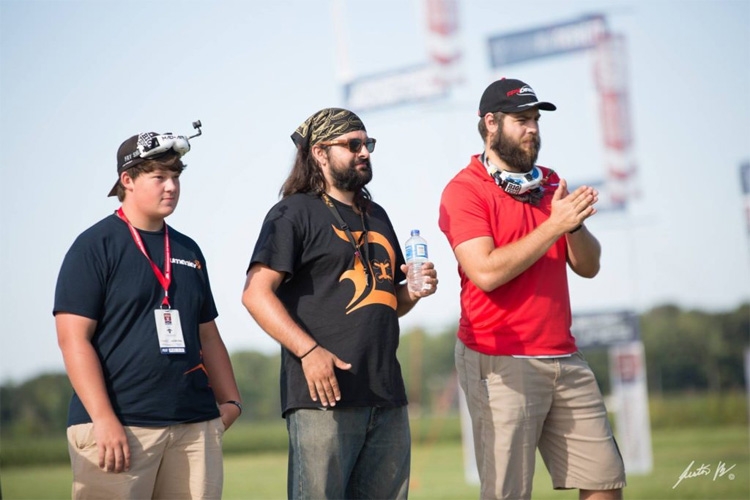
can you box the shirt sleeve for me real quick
[53,237,107,319]
[248,202,301,278]
[439,178,493,250]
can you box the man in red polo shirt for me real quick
[439,79,626,500]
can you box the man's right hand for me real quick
[93,415,130,473]
[301,347,352,407]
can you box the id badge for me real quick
[154,309,186,354]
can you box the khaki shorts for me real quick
[67,417,225,500]
[456,341,626,500]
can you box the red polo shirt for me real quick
[438,154,576,356]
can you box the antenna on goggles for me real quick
[188,120,203,139]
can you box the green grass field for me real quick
[2,423,747,500]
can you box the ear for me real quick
[483,112,500,134]
[120,170,135,192]
[311,145,328,167]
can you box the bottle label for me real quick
[406,243,428,261]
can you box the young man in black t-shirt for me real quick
[54,128,241,499]
[242,108,439,499]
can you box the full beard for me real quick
[330,159,373,192]
[490,131,541,173]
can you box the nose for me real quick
[165,176,180,192]
[357,143,370,158]
[526,120,539,135]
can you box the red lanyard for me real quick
[116,207,172,308]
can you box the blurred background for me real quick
[1,0,748,498]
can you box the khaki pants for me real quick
[67,418,225,500]
[456,341,626,500]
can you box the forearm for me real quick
[59,338,117,422]
[471,220,563,291]
[243,288,316,357]
[395,283,419,317]
[200,323,241,404]
[566,225,601,277]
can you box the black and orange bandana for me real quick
[291,108,366,150]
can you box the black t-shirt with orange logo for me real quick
[249,193,408,416]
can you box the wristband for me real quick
[300,343,319,359]
[224,400,243,415]
[569,224,583,234]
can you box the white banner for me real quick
[457,386,480,485]
[343,64,449,113]
[487,14,607,68]
[609,341,653,475]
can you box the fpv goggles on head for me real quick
[121,120,203,170]
[141,133,190,158]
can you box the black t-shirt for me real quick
[249,193,408,416]
[54,214,220,427]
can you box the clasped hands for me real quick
[551,179,598,233]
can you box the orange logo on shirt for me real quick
[331,225,397,314]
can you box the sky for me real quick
[1,0,748,384]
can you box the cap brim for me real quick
[515,101,556,111]
[537,101,556,111]
[107,179,119,197]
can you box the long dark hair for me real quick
[280,147,326,198]
[280,147,372,212]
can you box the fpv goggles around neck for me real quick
[491,165,544,195]
[483,153,544,195]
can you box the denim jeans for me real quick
[286,406,410,499]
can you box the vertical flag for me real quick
[740,161,750,236]
[424,0,463,86]
[594,33,639,209]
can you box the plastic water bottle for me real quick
[405,229,428,293]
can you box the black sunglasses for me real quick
[318,137,377,153]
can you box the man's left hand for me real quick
[401,261,439,300]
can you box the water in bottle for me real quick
[405,229,428,293]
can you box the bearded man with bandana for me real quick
[242,108,438,499]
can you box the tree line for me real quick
[2,303,747,437]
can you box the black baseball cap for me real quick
[108,131,191,197]
[478,78,556,116]
[107,133,160,197]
